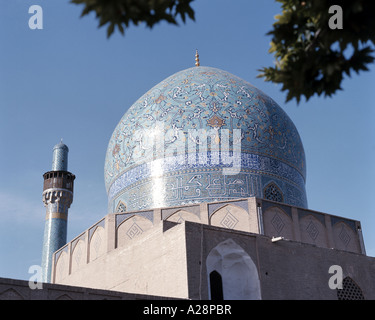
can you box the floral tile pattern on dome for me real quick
[104,66,308,212]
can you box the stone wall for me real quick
[0,277,176,300]
[50,197,369,299]
[52,198,365,285]
[53,222,190,299]
[260,200,365,254]
[184,222,375,300]
[51,219,375,300]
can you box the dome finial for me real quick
[195,49,200,67]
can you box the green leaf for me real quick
[258,0,375,104]
[107,23,115,38]
[71,0,196,38]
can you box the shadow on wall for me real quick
[206,238,261,300]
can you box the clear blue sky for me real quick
[1,0,374,281]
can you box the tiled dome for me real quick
[104,66,307,212]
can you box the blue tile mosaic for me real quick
[41,218,67,282]
[208,200,249,217]
[89,218,106,240]
[52,142,69,171]
[115,210,154,229]
[161,205,200,220]
[104,66,308,212]
[298,208,326,226]
[331,216,357,233]
[262,200,293,219]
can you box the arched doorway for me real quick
[206,238,261,300]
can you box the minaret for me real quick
[41,141,75,283]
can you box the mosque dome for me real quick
[104,65,307,213]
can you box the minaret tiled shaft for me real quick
[41,142,75,283]
[52,141,69,171]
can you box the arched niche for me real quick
[0,288,24,300]
[332,221,360,253]
[206,238,261,300]
[263,206,293,239]
[89,226,107,262]
[117,215,153,248]
[209,204,249,232]
[71,239,85,273]
[263,182,284,203]
[55,294,73,300]
[165,209,201,224]
[116,201,127,213]
[299,214,328,247]
[54,251,69,283]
